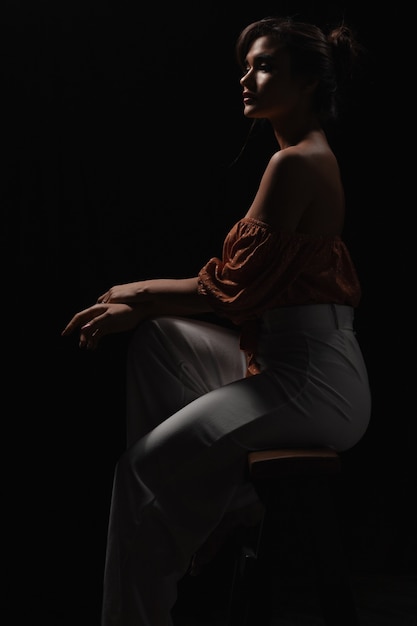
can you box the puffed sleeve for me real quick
[197,216,360,324]
[197,218,304,323]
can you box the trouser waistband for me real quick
[260,304,354,331]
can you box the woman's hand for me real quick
[61,302,144,350]
[97,282,147,304]
[62,277,209,350]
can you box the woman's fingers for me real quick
[61,304,107,337]
[62,302,141,349]
[97,290,110,304]
[79,324,101,350]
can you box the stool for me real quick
[228,448,359,625]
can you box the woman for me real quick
[62,15,371,626]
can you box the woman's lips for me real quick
[243,92,256,103]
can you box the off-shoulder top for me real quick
[197,217,361,375]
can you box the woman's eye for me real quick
[241,60,272,77]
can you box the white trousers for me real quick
[101,305,371,626]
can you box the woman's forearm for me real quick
[101,277,214,317]
[143,278,213,317]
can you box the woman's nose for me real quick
[240,69,252,87]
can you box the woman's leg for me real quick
[102,367,337,626]
[102,430,249,626]
[102,317,371,625]
[103,317,249,625]
[125,316,247,445]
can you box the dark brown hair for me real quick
[235,16,363,122]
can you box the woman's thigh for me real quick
[126,316,247,444]
[127,328,370,494]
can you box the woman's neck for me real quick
[269,112,323,150]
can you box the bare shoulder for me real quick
[246,144,345,234]
[268,143,340,185]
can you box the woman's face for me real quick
[240,35,307,120]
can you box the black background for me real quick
[4,1,415,623]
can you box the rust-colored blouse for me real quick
[197,217,361,375]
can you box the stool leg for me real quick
[227,516,274,626]
[228,471,360,626]
[227,544,256,626]
[295,475,360,626]
[228,475,360,626]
